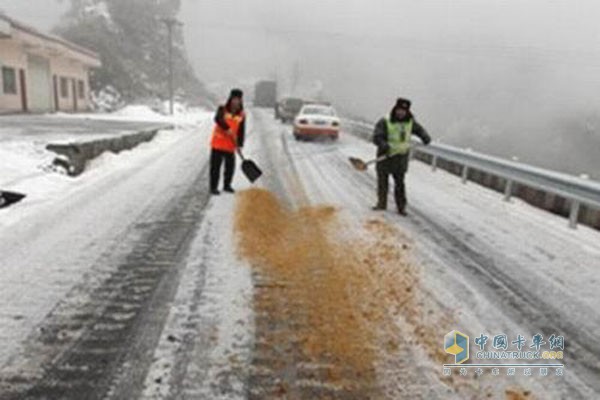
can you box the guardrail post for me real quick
[345,118,600,230]
[504,180,513,201]
[569,200,580,229]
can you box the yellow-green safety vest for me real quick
[386,118,413,155]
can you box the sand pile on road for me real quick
[234,189,435,396]
[234,188,534,399]
[235,189,369,368]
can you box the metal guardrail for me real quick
[343,119,600,228]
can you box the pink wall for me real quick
[0,21,99,113]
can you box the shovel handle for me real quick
[365,154,392,166]
[236,148,246,161]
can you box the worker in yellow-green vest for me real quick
[372,98,431,216]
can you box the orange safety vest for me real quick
[210,109,245,153]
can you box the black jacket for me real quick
[214,105,246,147]
[372,117,431,156]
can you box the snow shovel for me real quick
[349,154,391,171]
[0,190,26,208]
[225,133,263,183]
[237,148,263,183]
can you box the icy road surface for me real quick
[1,108,599,399]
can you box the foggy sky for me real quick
[4,1,600,104]
[179,0,600,176]
[0,0,67,30]
[180,0,600,81]
[179,0,600,124]
[2,0,600,175]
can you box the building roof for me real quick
[0,12,101,67]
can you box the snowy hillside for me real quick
[53,0,214,107]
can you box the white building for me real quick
[0,13,101,114]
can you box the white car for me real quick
[293,104,340,141]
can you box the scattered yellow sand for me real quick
[234,188,534,399]
[234,189,433,396]
[235,189,372,372]
[505,388,534,400]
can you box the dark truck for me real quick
[254,80,277,108]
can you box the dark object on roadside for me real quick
[237,149,263,183]
[52,154,76,175]
[303,100,331,106]
[276,97,304,122]
[167,334,180,342]
[254,80,278,108]
[0,190,26,208]
[46,129,161,177]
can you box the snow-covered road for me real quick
[1,108,599,399]
[0,110,215,397]
[237,110,600,399]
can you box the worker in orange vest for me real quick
[210,89,246,195]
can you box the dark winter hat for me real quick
[230,88,244,99]
[395,97,411,110]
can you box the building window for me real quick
[60,77,69,98]
[78,80,85,99]
[2,66,17,94]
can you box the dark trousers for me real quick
[210,149,235,191]
[376,153,409,211]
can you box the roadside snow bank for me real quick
[0,141,56,188]
[0,112,213,231]
[0,130,178,229]
[53,103,211,128]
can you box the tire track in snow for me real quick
[327,142,600,398]
[139,197,255,400]
[258,112,600,399]
[238,111,461,399]
[279,133,464,398]
[304,131,599,399]
[0,162,211,400]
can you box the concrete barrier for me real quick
[46,126,171,176]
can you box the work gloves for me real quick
[378,142,390,154]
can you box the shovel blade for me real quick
[0,190,26,208]
[349,157,368,171]
[242,159,263,183]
